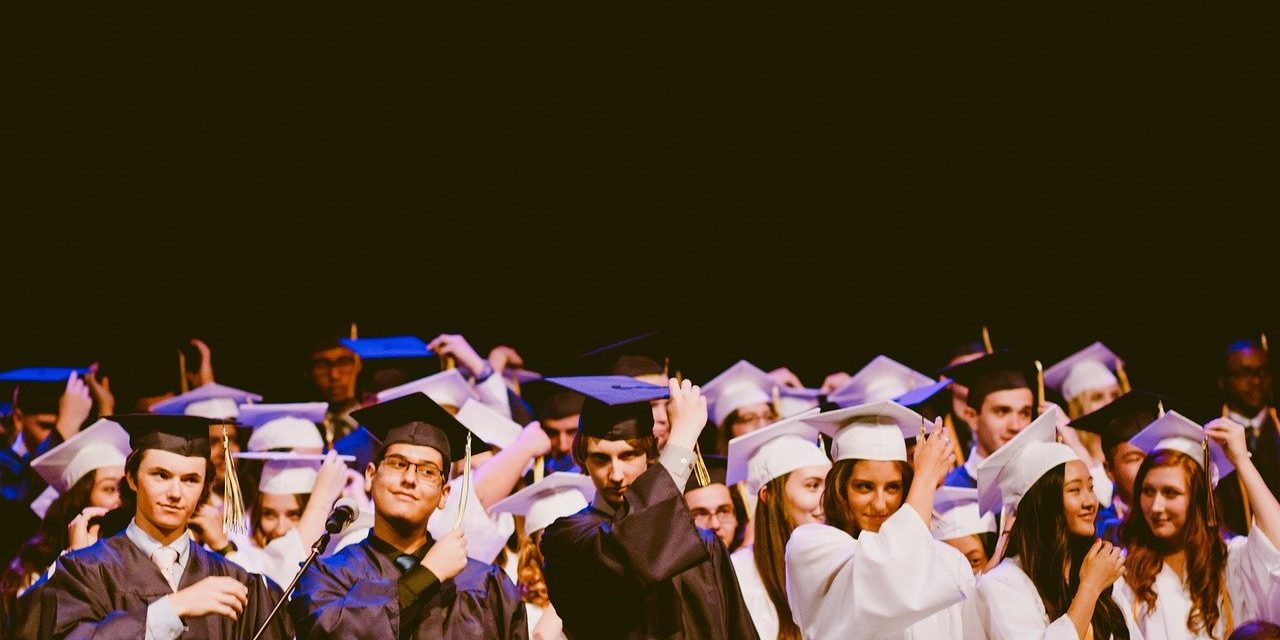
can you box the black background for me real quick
[2,7,1277,416]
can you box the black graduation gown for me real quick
[540,462,759,640]
[289,536,527,640]
[39,532,292,640]
[1216,413,1280,536]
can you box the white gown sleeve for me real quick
[730,548,778,640]
[258,528,310,589]
[1226,520,1280,626]
[428,474,515,563]
[975,558,1081,640]
[784,508,970,639]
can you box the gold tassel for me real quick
[443,356,457,371]
[454,432,473,529]
[944,413,965,465]
[692,443,711,488]
[1157,400,1165,417]
[349,321,359,340]
[533,457,545,483]
[1204,436,1219,529]
[221,424,247,536]
[771,385,782,418]
[1262,333,1269,357]
[177,349,189,394]
[1034,360,1045,410]
[1116,361,1131,394]
[981,326,994,354]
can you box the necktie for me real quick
[151,547,180,591]
[394,554,419,574]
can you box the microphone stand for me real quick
[251,530,332,640]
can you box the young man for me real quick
[289,392,526,639]
[1216,337,1280,536]
[39,414,291,640]
[682,455,745,552]
[539,376,759,640]
[939,350,1038,488]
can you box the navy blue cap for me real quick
[0,367,90,383]
[340,336,434,360]
[1069,390,1165,454]
[333,427,381,471]
[350,392,489,464]
[112,413,224,459]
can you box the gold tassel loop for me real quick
[1116,361,1131,394]
[981,326,994,354]
[692,443,711,488]
[454,432,473,530]
[221,423,248,536]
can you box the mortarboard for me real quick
[803,401,927,463]
[975,406,1076,516]
[939,350,1037,409]
[1043,342,1124,402]
[148,383,262,418]
[340,336,434,360]
[112,413,222,459]
[931,486,998,542]
[233,451,355,494]
[0,367,91,383]
[454,399,524,450]
[1069,390,1163,455]
[893,379,954,411]
[334,427,381,471]
[239,402,328,452]
[350,392,490,464]
[31,418,130,493]
[488,472,597,536]
[545,375,669,440]
[2,367,89,415]
[727,409,829,496]
[375,368,479,410]
[685,454,729,492]
[1128,411,1234,486]
[828,356,935,409]
[702,361,775,426]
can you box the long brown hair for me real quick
[753,474,802,640]
[518,530,550,607]
[1006,463,1129,640]
[821,459,912,537]
[1121,450,1228,638]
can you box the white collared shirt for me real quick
[124,520,191,640]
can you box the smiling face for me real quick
[1107,442,1146,506]
[128,449,209,539]
[257,492,304,544]
[366,443,451,531]
[783,463,829,527]
[844,460,905,533]
[966,388,1035,457]
[583,437,651,509]
[1062,459,1099,537]
[1139,464,1190,541]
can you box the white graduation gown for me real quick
[1113,524,1280,640]
[730,547,778,640]
[975,556,1082,640]
[784,508,979,639]
[225,528,310,589]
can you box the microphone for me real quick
[325,497,360,534]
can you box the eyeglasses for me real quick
[690,505,737,529]
[379,456,444,486]
[310,356,357,374]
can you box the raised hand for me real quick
[487,345,525,375]
[187,503,229,551]
[513,420,552,459]
[428,334,488,377]
[84,364,115,417]
[1079,539,1126,593]
[190,338,216,387]
[911,417,956,486]
[422,528,468,581]
[1205,417,1250,466]
[767,367,804,390]
[67,506,110,550]
[55,372,93,440]
[168,576,249,620]
[665,378,708,451]
[820,371,852,394]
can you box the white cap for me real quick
[828,355,935,408]
[803,401,926,462]
[931,486,998,541]
[1128,411,1234,486]
[777,387,823,418]
[1043,342,1122,401]
[454,399,523,449]
[31,418,130,493]
[727,409,830,496]
[702,360,775,426]
[488,472,596,536]
[976,406,1077,515]
[239,402,328,452]
[233,451,354,494]
[150,382,263,417]
[375,368,478,409]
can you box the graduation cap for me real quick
[545,375,669,440]
[350,392,490,464]
[1069,390,1163,456]
[31,418,131,493]
[454,399,524,450]
[2,367,89,415]
[523,380,584,421]
[939,350,1037,411]
[1043,342,1126,402]
[727,409,829,496]
[975,406,1076,516]
[803,401,927,463]
[702,361,775,426]
[334,427,381,471]
[375,368,479,410]
[340,336,434,360]
[574,330,671,379]
[0,367,91,383]
[238,402,328,452]
[828,356,936,409]
[931,486,998,542]
[894,379,954,414]
[488,472,597,536]
[148,383,263,419]
[232,451,355,494]
[1128,411,1234,486]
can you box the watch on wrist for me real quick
[215,541,238,556]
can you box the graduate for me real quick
[725,412,831,640]
[784,400,976,639]
[1044,342,1129,503]
[826,355,936,409]
[488,472,598,640]
[1113,412,1280,639]
[538,376,759,640]
[288,392,526,640]
[39,413,292,640]
[683,455,749,552]
[973,407,1129,640]
[931,486,999,576]
[703,361,818,454]
[939,351,1039,488]
[1068,391,1161,543]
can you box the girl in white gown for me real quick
[1113,413,1280,639]
[724,412,831,640]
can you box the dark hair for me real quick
[126,449,216,508]
[1121,450,1227,637]
[540,391,584,422]
[753,473,803,640]
[1230,621,1280,640]
[1006,463,1129,640]
[965,370,1031,412]
[821,459,913,537]
[570,432,658,469]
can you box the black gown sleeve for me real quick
[40,556,148,640]
[289,552,401,640]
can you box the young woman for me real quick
[725,414,831,640]
[1113,414,1280,639]
[784,401,975,638]
[974,408,1130,640]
